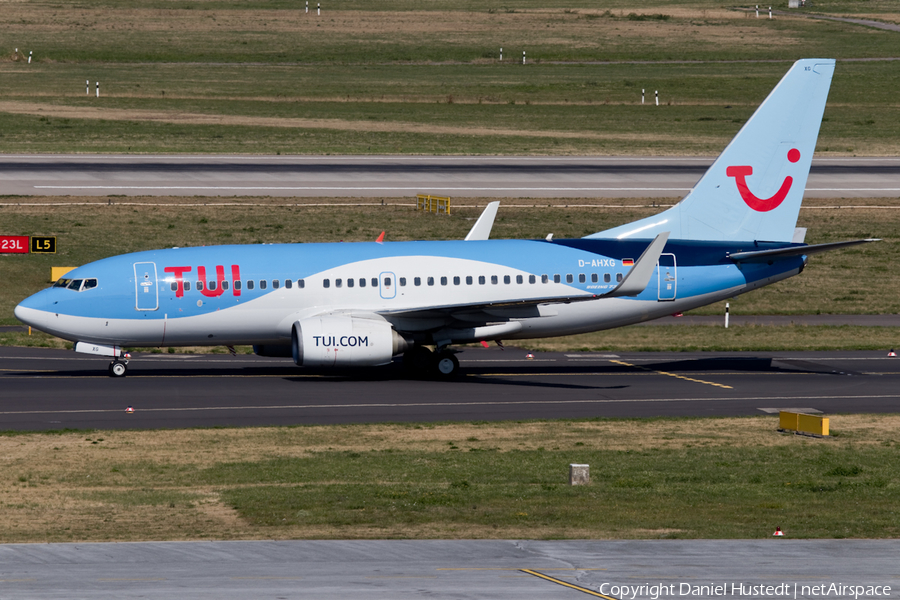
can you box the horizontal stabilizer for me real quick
[728,238,879,262]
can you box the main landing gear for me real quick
[403,345,460,379]
[108,359,128,378]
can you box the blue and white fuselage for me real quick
[15,59,875,377]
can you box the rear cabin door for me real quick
[134,262,159,310]
[657,254,677,301]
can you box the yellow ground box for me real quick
[779,411,829,436]
[51,267,77,282]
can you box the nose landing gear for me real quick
[108,359,128,377]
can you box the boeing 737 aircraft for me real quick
[15,59,876,377]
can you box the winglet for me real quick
[605,232,671,298]
[465,202,500,241]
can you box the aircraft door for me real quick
[379,271,396,300]
[657,254,677,301]
[134,262,159,310]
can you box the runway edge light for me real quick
[773,526,784,537]
[889,349,897,357]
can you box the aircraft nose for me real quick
[15,290,55,328]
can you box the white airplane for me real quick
[15,59,875,378]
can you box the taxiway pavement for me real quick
[0,539,897,600]
[1,347,898,431]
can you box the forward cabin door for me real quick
[657,254,677,301]
[134,262,159,310]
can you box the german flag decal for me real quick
[622,258,635,266]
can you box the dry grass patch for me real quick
[1,415,899,541]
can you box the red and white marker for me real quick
[773,526,784,537]
[125,406,135,414]
[525,353,535,360]
[889,349,897,357]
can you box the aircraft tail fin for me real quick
[587,59,835,243]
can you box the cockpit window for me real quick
[53,278,97,292]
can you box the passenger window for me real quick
[371,278,378,287]
[414,277,421,287]
[504,275,511,284]
[384,277,391,287]
[222,281,230,290]
[323,279,330,288]
[616,273,623,282]
[208,280,217,291]
[398,277,405,287]
[247,280,254,290]
[284,279,292,289]
[529,275,536,284]
[516,275,523,284]
[347,278,354,288]
[466,276,473,285]
[441,277,448,286]
[491,275,498,285]
[427,277,434,286]
[566,274,573,284]
[197,281,204,291]
[604,274,611,283]
[335,279,342,288]
[554,274,561,284]
[184,281,192,291]
[272,280,279,289]
[171,282,178,292]
[591,274,598,283]
[478,276,486,285]
[298,279,305,289]
[233,281,240,291]
[579,274,586,283]
[453,276,460,285]
[541,274,549,283]
[260,280,267,290]
[360,278,367,288]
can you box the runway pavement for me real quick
[1,346,898,431]
[2,155,899,198]
[0,539,897,600]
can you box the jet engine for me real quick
[291,316,408,367]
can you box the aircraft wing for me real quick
[727,238,879,262]
[376,232,670,324]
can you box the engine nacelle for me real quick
[291,316,407,367]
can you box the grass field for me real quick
[1,0,899,154]
[2,416,899,542]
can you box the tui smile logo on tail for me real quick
[726,148,801,212]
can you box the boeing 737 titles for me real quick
[15,59,876,378]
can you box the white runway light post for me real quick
[655,90,659,106]
[86,80,90,95]
[499,47,502,61]
[522,50,526,65]
[96,81,100,98]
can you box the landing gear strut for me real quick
[108,359,128,378]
